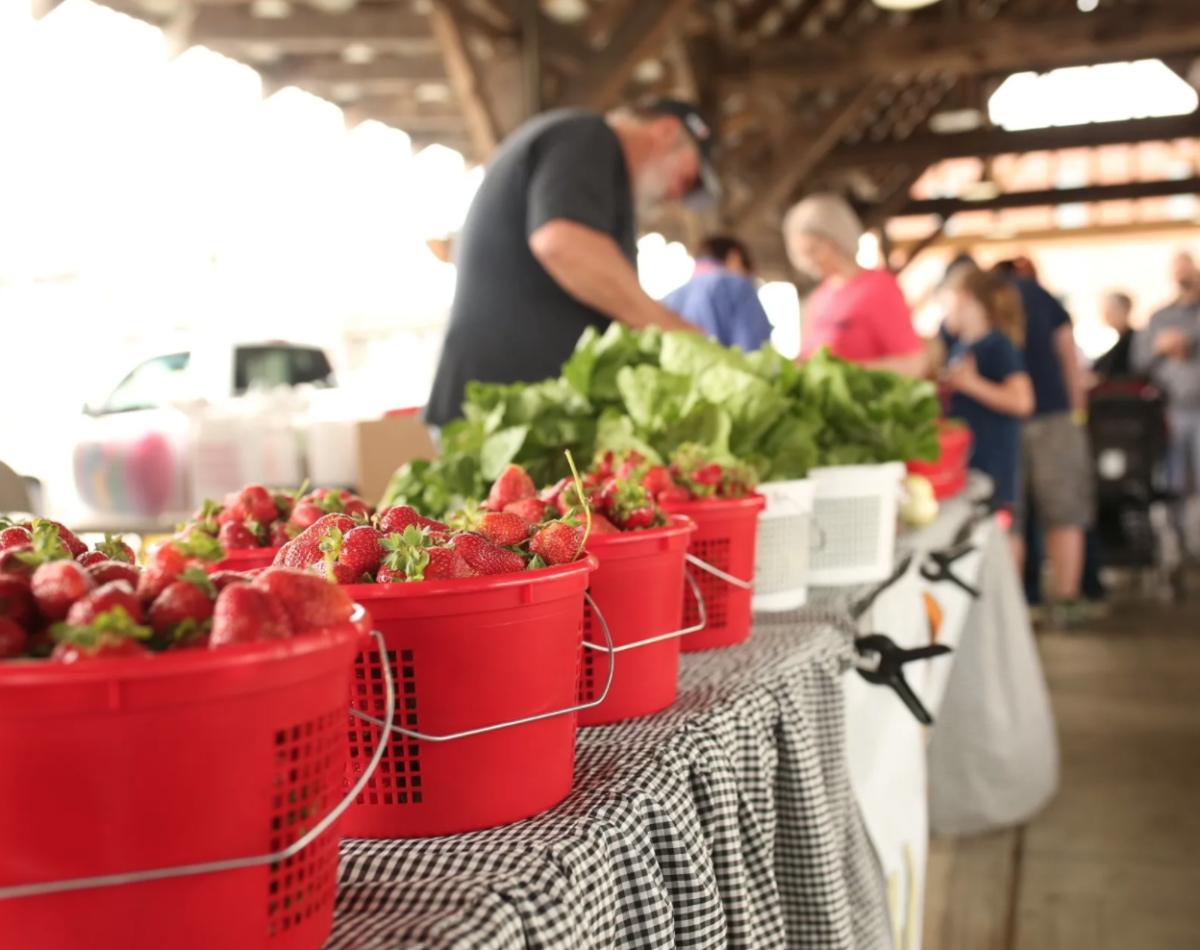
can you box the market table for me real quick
[327,613,893,950]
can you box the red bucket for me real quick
[577,517,696,727]
[215,546,282,573]
[659,495,766,652]
[341,557,598,839]
[0,615,367,950]
[907,422,972,500]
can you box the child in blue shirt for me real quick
[937,264,1035,561]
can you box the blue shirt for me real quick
[943,329,1025,506]
[1013,277,1071,417]
[661,260,774,351]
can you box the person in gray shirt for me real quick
[1132,250,1200,507]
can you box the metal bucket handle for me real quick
[582,569,708,655]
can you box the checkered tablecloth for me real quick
[327,612,892,950]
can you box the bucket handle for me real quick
[350,590,616,743]
[685,552,754,591]
[582,569,707,655]
[0,625,397,902]
[810,522,828,553]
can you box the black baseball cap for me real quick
[646,98,721,212]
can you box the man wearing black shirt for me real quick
[1092,291,1136,380]
[426,100,718,427]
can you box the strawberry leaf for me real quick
[525,554,547,571]
[96,533,134,563]
[178,567,216,598]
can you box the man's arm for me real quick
[863,349,929,378]
[1052,324,1086,413]
[529,220,699,333]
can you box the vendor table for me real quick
[329,615,893,950]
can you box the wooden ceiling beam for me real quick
[343,109,468,134]
[556,0,695,109]
[826,112,1200,168]
[259,54,447,93]
[890,217,1200,254]
[899,176,1200,216]
[732,84,884,228]
[188,6,439,56]
[721,4,1200,92]
[429,0,502,155]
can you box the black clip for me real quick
[920,543,980,598]
[855,634,952,725]
[849,552,915,621]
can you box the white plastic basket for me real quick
[752,479,815,612]
[809,462,905,587]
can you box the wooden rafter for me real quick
[900,176,1200,217]
[557,0,695,110]
[733,84,883,228]
[187,6,439,56]
[260,54,447,95]
[721,3,1200,92]
[824,112,1200,170]
[891,217,1200,254]
[429,0,502,156]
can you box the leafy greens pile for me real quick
[385,325,940,516]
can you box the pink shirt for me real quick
[800,269,921,362]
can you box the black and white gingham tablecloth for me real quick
[327,611,892,950]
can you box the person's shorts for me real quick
[1022,412,1095,530]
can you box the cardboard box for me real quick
[355,414,438,506]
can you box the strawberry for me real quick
[311,560,363,584]
[236,484,278,525]
[614,451,647,481]
[595,450,615,479]
[657,485,693,505]
[95,533,136,564]
[422,547,477,580]
[337,526,384,576]
[0,527,31,551]
[31,560,95,621]
[344,499,371,520]
[584,513,621,534]
[449,534,525,575]
[50,607,152,662]
[0,547,36,577]
[252,567,356,631]
[268,522,296,547]
[601,481,659,531]
[44,521,87,559]
[0,575,35,628]
[487,464,536,511]
[88,560,141,588]
[210,570,249,591]
[504,498,550,526]
[0,616,27,659]
[67,581,144,626]
[477,512,531,547]
[282,537,324,570]
[529,522,582,565]
[376,505,422,535]
[376,567,406,583]
[210,585,292,647]
[76,551,109,568]
[289,503,325,530]
[149,569,215,636]
[218,521,260,551]
[53,638,149,662]
[693,464,723,488]
[137,566,177,605]
[641,465,674,496]
[299,513,357,540]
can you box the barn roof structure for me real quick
[34,0,1200,278]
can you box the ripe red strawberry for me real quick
[693,464,723,488]
[477,512,531,547]
[268,522,295,547]
[641,465,674,496]
[282,537,324,570]
[0,574,36,628]
[0,616,27,659]
[449,534,525,575]
[299,513,357,540]
[376,505,421,535]
[503,498,550,525]
[583,513,621,534]
[595,451,615,479]
[210,570,249,591]
[376,567,406,583]
[289,503,325,530]
[311,560,362,584]
[487,464,536,511]
[601,481,659,531]
[31,560,95,622]
[67,581,144,626]
[218,521,259,551]
[236,484,277,525]
[45,521,87,559]
[337,526,384,576]
[146,539,187,576]
[49,605,152,662]
[252,567,356,631]
[657,485,693,505]
[52,638,149,663]
[0,526,31,551]
[88,560,141,588]
[615,452,646,481]
[149,571,215,635]
[76,551,109,568]
[136,566,177,606]
[529,522,582,565]
[344,499,371,520]
[209,584,292,646]
[0,546,35,578]
[95,534,137,564]
[421,547,477,580]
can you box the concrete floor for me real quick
[922,593,1200,950]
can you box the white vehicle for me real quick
[64,341,336,531]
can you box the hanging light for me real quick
[871,0,944,10]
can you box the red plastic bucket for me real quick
[577,517,696,727]
[907,422,972,500]
[341,557,598,839]
[215,546,282,573]
[659,495,766,652]
[0,615,368,950]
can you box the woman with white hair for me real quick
[783,192,927,376]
